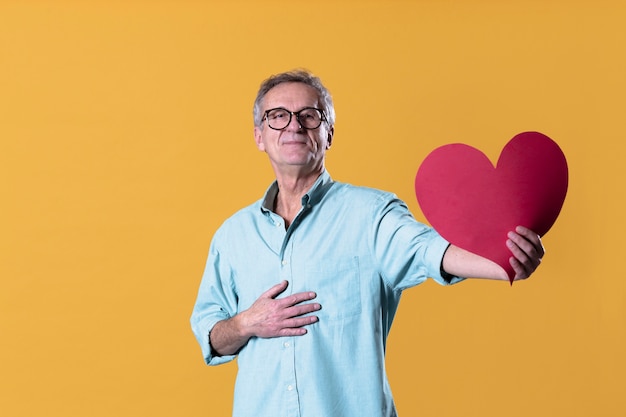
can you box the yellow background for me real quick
[1,1,624,416]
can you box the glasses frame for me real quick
[262,107,327,131]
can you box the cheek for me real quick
[321,135,332,151]
[314,130,330,150]
[311,137,323,152]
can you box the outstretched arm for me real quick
[210,280,321,356]
[442,226,545,281]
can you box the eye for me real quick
[268,109,289,120]
[300,109,319,120]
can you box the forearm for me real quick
[442,244,508,280]
[210,315,251,357]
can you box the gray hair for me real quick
[252,69,336,128]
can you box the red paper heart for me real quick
[414,131,568,282]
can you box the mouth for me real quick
[281,139,309,146]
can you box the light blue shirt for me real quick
[190,171,463,417]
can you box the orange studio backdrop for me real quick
[1,1,624,416]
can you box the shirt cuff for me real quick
[433,241,465,285]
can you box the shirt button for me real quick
[281,260,288,266]
[287,385,294,391]
[284,342,290,348]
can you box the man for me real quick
[190,69,544,417]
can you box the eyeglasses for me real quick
[262,107,327,130]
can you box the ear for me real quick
[326,126,334,149]
[254,126,265,151]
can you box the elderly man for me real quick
[191,69,544,417]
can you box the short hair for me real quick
[253,69,336,128]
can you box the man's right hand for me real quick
[209,280,320,356]
[239,280,321,338]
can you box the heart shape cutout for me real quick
[414,131,568,282]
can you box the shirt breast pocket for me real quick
[305,256,362,321]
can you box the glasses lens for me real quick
[265,108,324,130]
[298,108,323,129]
[266,109,291,130]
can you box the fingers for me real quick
[283,300,321,319]
[260,280,290,299]
[277,315,320,337]
[507,226,545,280]
[261,281,318,306]
[275,294,321,328]
[279,291,318,308]
[514,225,545,258]
[246,281,321,339]
[508,255,530,280]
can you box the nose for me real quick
[286,112,304,131]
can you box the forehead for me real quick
[262,82,321,110]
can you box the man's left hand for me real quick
[507,225,545,281]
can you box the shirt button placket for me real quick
[280,240,299,416]
[283,338,299,416]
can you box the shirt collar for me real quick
[260,170,334,213]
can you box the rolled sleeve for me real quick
[372,194,465,290]
[190,238,239,365]
[190,307,235,365]
[427,238,465,286]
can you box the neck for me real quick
[273,167,323,227]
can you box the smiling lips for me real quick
[280,136,310,147]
